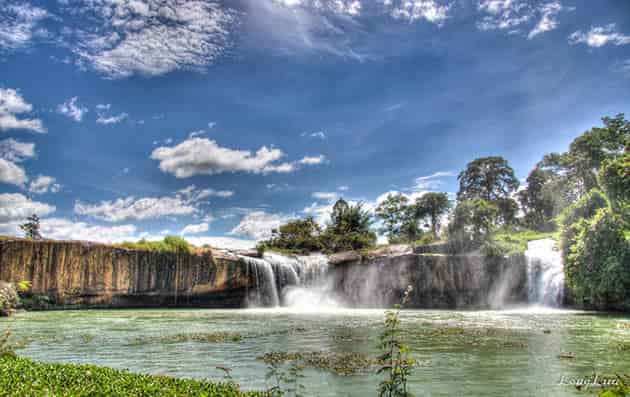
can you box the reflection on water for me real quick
[1,309,629,396]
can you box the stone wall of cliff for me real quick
[328,252,527,309]
[0,239,253,309]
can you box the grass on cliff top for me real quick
[116,236,197,254]
[483,228,558,257]
[0,354,265,396]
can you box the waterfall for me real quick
[239,252,335,308]
[524,238,564,307]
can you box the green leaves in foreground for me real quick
[0,355,265,397]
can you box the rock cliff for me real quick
[0,239,253,309]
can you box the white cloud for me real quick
[387,0,451,24]
[312,191,338,201]
[527,1,562,39]
[96,103,111,110]
[298,155,327,165]
[0,193,55,223]
[67,0,237,78]
[302,130,326,139]
[39,218,137,243]
[188,129,206,138]
[338,185,349,191]
[230,210,293,240]
[272,0,362,16]
[208,121,217,129]
[151,138,320,178]
[57,97,88,122]
[0,138,35,162]
[0,88,45,133]
[177,184,234,201]
[0,1,48,51]
[180,222,209,235]
[185,236,256,250]
[569,24,630,48]
[96,112,128,124]
[413,170,456,190]
[0,158,27,186]
[28,175,61,194]
[75,195,198,222]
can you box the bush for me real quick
[118,236,194,254]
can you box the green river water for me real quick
[1,307,629,396]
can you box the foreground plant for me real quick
[377,285,416,397]
[265,360,305,397]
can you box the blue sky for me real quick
[0,0,629,248]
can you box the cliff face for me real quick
[0,239,253,309]
[329,252,527,309]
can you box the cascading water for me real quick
[524,238,565,307]
[240,253,337,309]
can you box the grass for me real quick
[0,354,265,396]
[258,351,382,376]
[483,228,558,257]
[129,332,243,345]
[115,236,196,254]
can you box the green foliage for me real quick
[0,354,265,396]
[447,198,499,252]
[261,199,376,253]
[265,361,305,397]
[19,214,42,240]
[482,228,556,257]
[257,217,323,254]
[599,375,630,397]
[413,192,451,238]
[118,236,194,254]
[562,206,630,310]
[376,193,412,242]
[377,285,415,397]
[599,153,630,212]
[457,156,519,202]
[517,167,563,231]
[0,329,16,358]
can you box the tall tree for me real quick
[20,214,42,240]
[457,156,519,202]
[414,192,451,238]
[375,193,410,241]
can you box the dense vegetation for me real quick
[257,199,376,254]
[117,236,195,254]
[0,354,264,396]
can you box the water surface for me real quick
[2,308,629,396]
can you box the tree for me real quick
[414,192,451,238]
[517,167,560,231]
[259,217,323,253]
[598,153,630,212]
[19,214,42,240]
[457,156,519,202]
[447,198,498,251]
[323,200,376,252]
[375,193,410,242]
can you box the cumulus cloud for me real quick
[177,184,234,201]
[66,0,237,78]
[0,138,35,162]
[0,1,48,51]
[0,193,55,223]
[0,88,45,133]
[75,195,198,222]
[96,112,128,124]
[0,158,27,186]
[569,24,630,47]
[387,0,451,24]
[230,210,293,240]
[39,218,137,243]
[57,97,88,122]
[28,175,61,194]
[180,222,209,235]
[151,138,322,178]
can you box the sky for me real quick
[0,0,629,249]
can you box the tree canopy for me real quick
[457,156,519,202]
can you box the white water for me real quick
[525,238,565,307]
[240,253,338,309]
